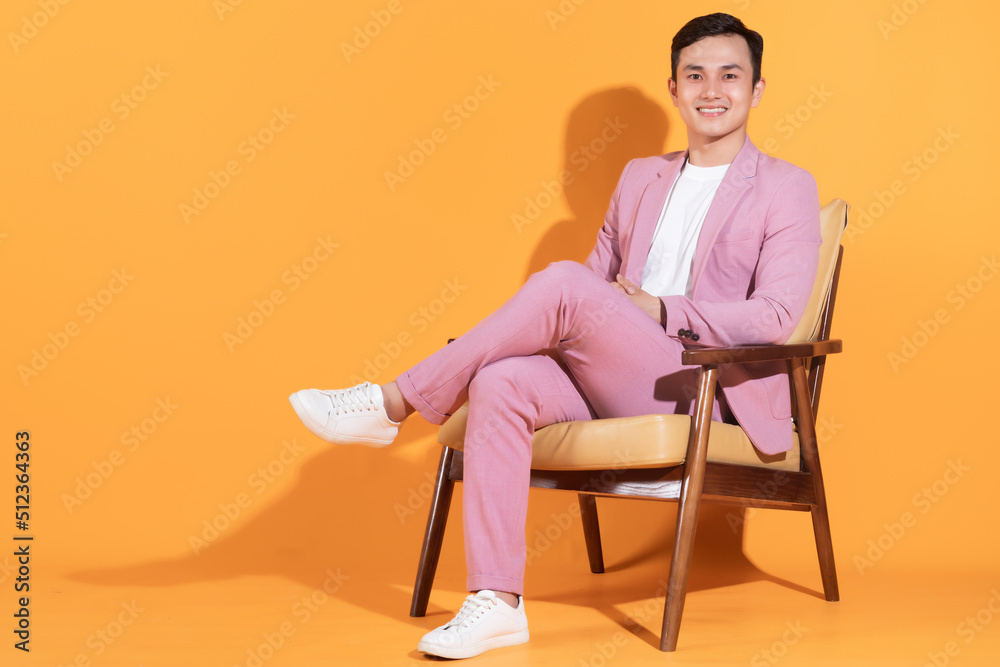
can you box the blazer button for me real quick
[677,328,687,337]
[691,333,700,342]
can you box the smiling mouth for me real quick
[697,107,727,114]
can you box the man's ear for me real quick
[668,78,679,107]
[750,77,766,108]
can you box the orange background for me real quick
[2,1,999,664]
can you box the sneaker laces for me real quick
[329,382,380,416]
[444,593,498,630]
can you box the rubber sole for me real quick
[418,629,530,659]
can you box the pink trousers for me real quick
[396,261,729,596]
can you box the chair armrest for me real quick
[680,339,843,366]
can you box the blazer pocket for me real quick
[705,236,758,289]
[716,230,756,244]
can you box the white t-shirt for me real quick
[640,160,730,298]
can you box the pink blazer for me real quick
[585,138,821,454]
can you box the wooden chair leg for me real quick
[808,501,839,601]
[578,494,605,574]
[409,446,457,617]
[661,366,717,652]
[790,359,840,602]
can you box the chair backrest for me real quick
[785,199,849,344]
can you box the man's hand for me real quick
[611,274,665,325]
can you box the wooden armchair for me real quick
[409,199,849,651]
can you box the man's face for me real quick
[669,34,764,145]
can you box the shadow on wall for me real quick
[69,88,819,638]
[524,86,669,278]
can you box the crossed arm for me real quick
[589,163,821,347]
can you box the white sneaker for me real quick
[417,590,529,659]
[288,382,399,446]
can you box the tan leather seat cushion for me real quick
[439,404,800,471]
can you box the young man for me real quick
[289,13,820,660]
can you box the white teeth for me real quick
[699,107,726,113]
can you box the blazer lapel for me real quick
[688,139,759,295]
[621,152,686,284]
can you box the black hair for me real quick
[670,13,764,86]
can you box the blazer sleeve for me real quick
[584,159,634,282]
[660,169,822,347]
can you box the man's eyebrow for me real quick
[682,63,744,71]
